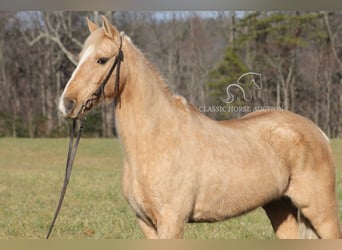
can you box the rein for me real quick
[46,35,124,239]
[45,118,84,239]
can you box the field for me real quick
[0,138,341,239]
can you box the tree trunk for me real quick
[325,72,331,138]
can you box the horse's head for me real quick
[59,16,125,119]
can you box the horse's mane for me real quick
[128,36,200,115]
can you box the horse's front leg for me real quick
[137,216,158,239]
[137,213,185,239]
[156,210,186,239]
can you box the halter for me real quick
[46,34,124,239]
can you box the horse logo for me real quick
[222,72,262,104]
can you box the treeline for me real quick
[0,11,341,138]
[208,11,342,138]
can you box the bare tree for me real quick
[323,12,342,71]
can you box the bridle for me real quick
[46,34,124,239]
[80,34,124,115]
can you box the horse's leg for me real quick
[137,216,158,239]
[263,197,299,239]
[156,210,185,239]
[286,169,341,239]
[292,194,341,239]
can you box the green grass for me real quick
[0,138,341,239]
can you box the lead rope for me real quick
[46,118,85,239]
[46,35,123,239]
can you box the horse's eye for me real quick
[97,57,109,65]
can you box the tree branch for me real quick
[49,35,78,66]
[20,30,46,46]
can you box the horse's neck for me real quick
[115,44,176,157]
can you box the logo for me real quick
[222,72,262,104]
[198,72,282,113]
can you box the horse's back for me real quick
[226,109,333,171]
[221,109,330,149]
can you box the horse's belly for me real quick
[190,168,289,222]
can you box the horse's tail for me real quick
[297,209,320,239]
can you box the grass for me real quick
[0,138,341,239]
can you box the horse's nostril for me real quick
[63,98,76,114]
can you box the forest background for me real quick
[0,11,341,138]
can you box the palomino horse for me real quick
[58,16,341,239]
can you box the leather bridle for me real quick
[46,34,124,239]
[80,34,124,116]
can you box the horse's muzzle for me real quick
[63,98,76,115]
[59,97,78,118]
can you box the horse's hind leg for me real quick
[289,189,341,239]
[286,167,341,238]
[263,197,299,239]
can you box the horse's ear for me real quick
[101,15,119,39]
[86,17,98,33]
